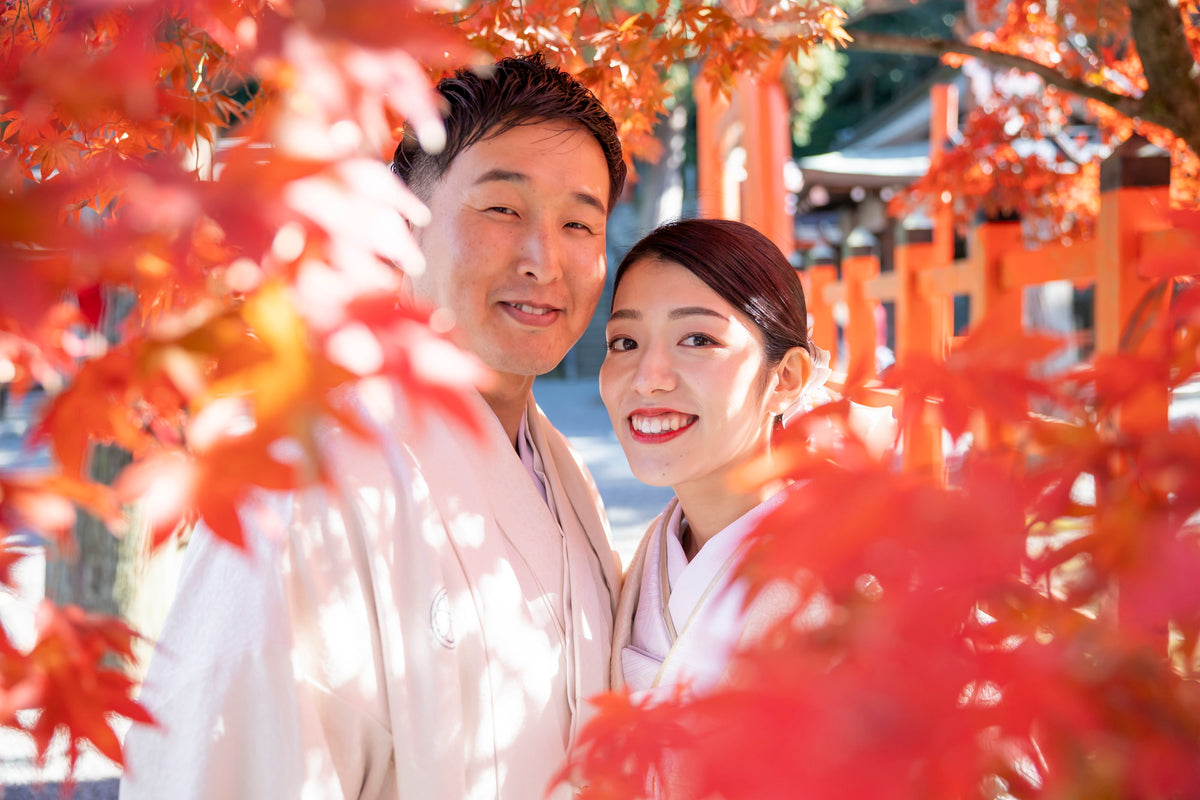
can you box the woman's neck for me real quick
[673,476,787,560]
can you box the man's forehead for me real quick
[449,123,610,207]
[464,121,597,163]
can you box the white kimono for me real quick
[611,490,796,698]
[120,383,622,800]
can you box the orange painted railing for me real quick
[695,76,1197,475]
[800,126,1197,475]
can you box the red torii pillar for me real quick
[895,83,957,475]
[973,215,1025,337]
[1095,136,1174,434]
[842,237,881,386]
[694,62,793,256]
[805,251,840,361]
[738,62,794,256]
[694,73,734,220]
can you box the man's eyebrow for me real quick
[572,190,607,215]
[474,169,607,215]
[474,168,527,187]
[607,307,727,322]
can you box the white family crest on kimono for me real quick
[611,488,794,699]
[121,382,622,800]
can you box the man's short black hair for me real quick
[391,53,626,212]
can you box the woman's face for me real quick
[599,257,792,494]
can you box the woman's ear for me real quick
[769,346,814,416]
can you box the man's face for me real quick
[411,121,611,379]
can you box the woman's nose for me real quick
[630,344,676,395]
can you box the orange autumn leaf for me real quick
[30,346,156,477]
[115,423,301,553]
[0,603,155,770]
[0,473,120,552]
[555,688,692,800]
[331,292,488,439]
[882,312,1069,439]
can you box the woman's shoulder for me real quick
[622,497,678,579]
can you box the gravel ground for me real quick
[0,726,122,799]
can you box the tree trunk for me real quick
[44,287,143,619]
[636,101,690,233]
[844,3,1200,158]
[1126,0,1200,158]
[44,443,135,616]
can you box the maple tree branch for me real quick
[840,0,931,27]
[846,31,1147,121]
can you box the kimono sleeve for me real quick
[119,487,393,800]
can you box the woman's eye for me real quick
[681,333,717,347]
[607,336,637,352]
[487,206,517,216]
[565,221,595,233]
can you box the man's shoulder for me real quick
[319,380,484,465]
[531,408,597,486]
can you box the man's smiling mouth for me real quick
[506,302,554,316]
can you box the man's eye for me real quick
[487,206,517,215]
[681,334,717,347]
[565,221,595,233]
[606,336,636,352]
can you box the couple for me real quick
[121,54,826,799]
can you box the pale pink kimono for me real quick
[607,490,805,799]
[611,489,799,697]
[121,383,622,800]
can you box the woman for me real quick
[600,218,830,697]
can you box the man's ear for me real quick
[769,346,813,416]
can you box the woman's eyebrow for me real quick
[608,306,726,322]
[669,307,726,320]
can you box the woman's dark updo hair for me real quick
[613,218,815,367]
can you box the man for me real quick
[121,54,626,799]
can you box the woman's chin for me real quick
[628,466,676,488]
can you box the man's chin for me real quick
[485,352,572,379]
[475,356,569,388]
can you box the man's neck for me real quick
[480,373,536,448]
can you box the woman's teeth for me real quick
[631,414,696,434]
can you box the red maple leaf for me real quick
[555,688,692,800]
[0,473,120,553]
[29,346,151,477]
[0,603,155,770]
[883,312,1068,440]
[330,292,488,439]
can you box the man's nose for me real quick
[631,343,676,395]
[518,220,563,283]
